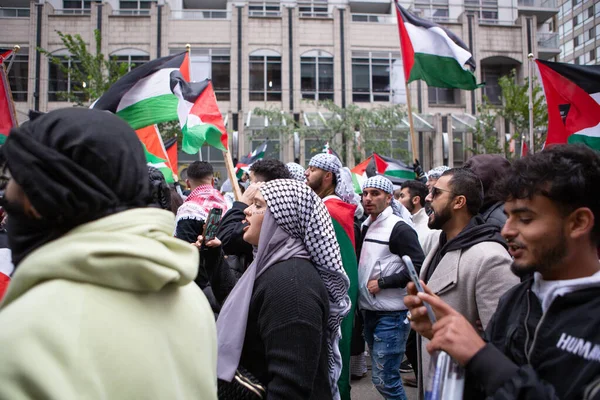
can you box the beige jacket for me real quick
[416,238,518,396]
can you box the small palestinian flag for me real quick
[235,141,267,179]
[395,1,479,90]
[0,55,16,144]
[373,153,415,181]
[323,142,342,161]
[535,60,600,150]
[136,125,175,183]
[93,52,227,154]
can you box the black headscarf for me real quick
[1,108,150,265]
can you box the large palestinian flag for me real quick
[322,197,358,400]
[92,52,227,154]
[535,60,600,150]
[395,1,479,90]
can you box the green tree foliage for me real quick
[469,97,503,155]
[38,30,129,106]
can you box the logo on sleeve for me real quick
[556,333,600,362]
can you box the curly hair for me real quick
[147,166,172,211]
[249,159,291,182]
[494,144,600,245]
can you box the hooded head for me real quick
[464,154,511,208]
[1,108,150,265]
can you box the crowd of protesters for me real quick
[0,107,598,400]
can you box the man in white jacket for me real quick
[397,180,440,257]
[358,176,424,400]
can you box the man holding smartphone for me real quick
[358,176,424,400]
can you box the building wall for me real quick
[557,0,599,65]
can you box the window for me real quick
[248,2,281,17]
[0,48,28,102]
[561,2,571,18]
[249,50,281,101]
[574,34,580,47]
[351,51,400,102]
[415,1,450,21]
[563,19,572,34]
[573,14,578,26]
[588,6,593,19]
[452,131,465,167]
[111,50,150,72]
[118,0,152,14]
[298,0,329,18]
[171,48,230,101]
[586,28,594,42]
[63,0,91,11]
[481,66,507,105]
[364,130,410,163]
[428,87,459,105]
[596,2,600,17]
[464,0,498,22]
[48,55,84,102]
[597,46,600,61]
[572,0,581,7]
[564,39,574,55]
[586,49,595,63]
[301,51,333,101]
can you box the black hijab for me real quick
[1,108,150,265]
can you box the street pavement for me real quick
[351,370,418,400]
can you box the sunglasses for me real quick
[430,186,454,199]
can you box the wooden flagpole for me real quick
[404,81,419,163]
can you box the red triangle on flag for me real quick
[373,153,389,174]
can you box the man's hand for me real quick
[367,280,381,295]
[419,292,486,366]
[193,235,222,249]
[404,281,436,339]
[240,182,264,206]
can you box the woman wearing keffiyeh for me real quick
[204,179,350,399]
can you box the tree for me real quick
[38,30,129,106]
[498,69,548,154]
[469,97,503,155]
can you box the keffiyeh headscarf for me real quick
[217,179,350,399]
[362,176,414,226]
[286,162,306,182]
[308,153,356,204]
[427,165,451,180]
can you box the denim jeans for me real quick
[363,310,410,400]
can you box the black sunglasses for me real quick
[430,186,454,199]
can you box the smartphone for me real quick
[202,208,223,242]
[402,255,437,324]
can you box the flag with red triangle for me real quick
[535,59,600,150]
[135,124,175,183]
[0,63,16,144]
[521,138,529,157]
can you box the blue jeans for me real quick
[363,310,410,400]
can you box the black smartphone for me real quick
[202,208,223,242]
[402,255,437,323]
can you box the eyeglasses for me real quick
[430,186,454,199]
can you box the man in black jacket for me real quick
[405,144,600,399]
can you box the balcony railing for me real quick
[351,13,395,23]
[0,7,30,17]
[170,9,230,19]
[538,32,559,48]
[112,9,151,15]
[53,8,92,15]
[518,0,557,8]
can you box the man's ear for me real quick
[412,196,421,206]
[568,207,595,243]
[453,195,467,211]
[185,179,190,189]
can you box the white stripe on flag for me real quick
[117,68,179,112]
[405,24,472,69]
[574,121,600,138]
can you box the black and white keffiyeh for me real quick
[286,162,306,182]
[362,176,414,226]
[216,179,350,400]
[308,153,355,204]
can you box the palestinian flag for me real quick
[0,63,16,144]
[323,142,342,161]
[136,125,175,183]
[535,60,600,150]
[395,1,479,90]
[92,52,227,154]
[322,197,358,400]
[235,141,267,179]
[373,153,415,181]
[0,49,14,63]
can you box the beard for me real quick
[427,201,453,230]
[307,174,324,193]
[405,199,415,214]
[509,227,568,278]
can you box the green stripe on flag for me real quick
[384,169,416,180]
[408,53,479,90]
[0,135,6,145]
[143,144,175,183]
[117,94,179,130]
[182,123,227,154]
[568,134,600,151]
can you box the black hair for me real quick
[249,159,291,181]
[187,161,213,181]
[494,144,600,245]
[442,168,484,216]
[147,166,172,211]
[400,180,428,207]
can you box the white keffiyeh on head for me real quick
[308,153,356,204]
[286,162,306,182]
[217,179,350,400]
[362,176,414,227]
[427,165,450,180]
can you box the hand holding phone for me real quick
[402,255,437,324]
[202,208,223,243]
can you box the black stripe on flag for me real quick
[396,4,476,70]
[169,71,210,103]
[537,60,600,95]
[93,52,187,112]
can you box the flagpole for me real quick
[185,42,204,163]
[404,81,419,163]
[5,45,20,75]
[1,62,18,128]
[528,53,534,154]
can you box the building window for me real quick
[48,55,84,102]
[248,1,281,17]
[351,51,400,103]
[564,39,574,55]
[572,0,581,7]
[574,35,580,47]
[111,50,150,72]
[364,130,410,162]
[573,14,579,26]
[586,49,595,63]
[0,48,28,102]
[118,0,152,14]
[170,48,230,101]
[452,131,465,167]
[563,19,572,34]
[428,87,459,105]
[588,6,594,19]
[414,1,450,22]
[63,0,91,10]
[298,0,329,18]
[464,0,498,22]
[249,50,281,101]
[301,51,333,101]
[596,2,600,17]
